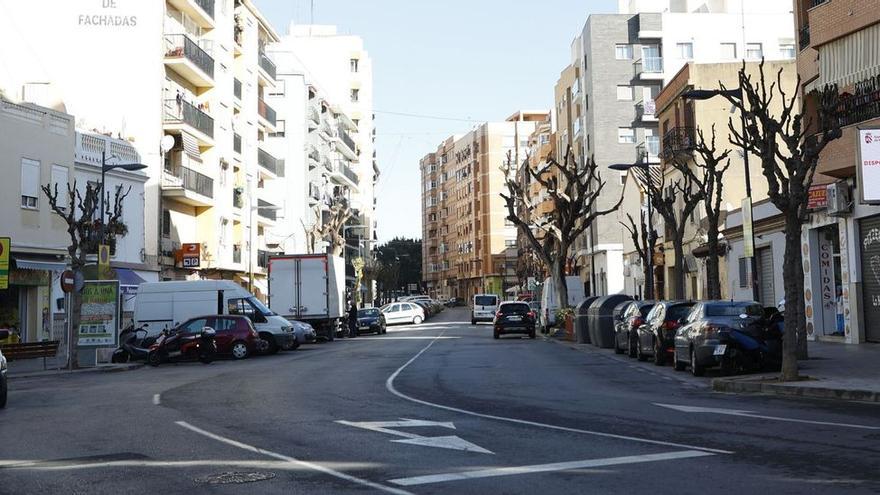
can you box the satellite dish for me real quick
[161,135,175,153]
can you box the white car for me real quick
[382,302,426,325]
[471,294,500,324]
[1,348,7,408]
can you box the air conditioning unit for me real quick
[827,181,852,217]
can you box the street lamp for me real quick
[100,152,147,260]
[680,87,760,303]
[610,159,655,300]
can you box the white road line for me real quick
[152,393,161,405]
[654,403,880,430]
[175,421,413,495]
[0,459,385,471]
[340,336,461,340]
[388,450,714,486]
[385,332,733,455]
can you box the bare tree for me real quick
[721,61,842,380]
[42,180,130,368]
[669,126,731,299]
[308,189,353,257]
[501,147,623,308]
[621,209,657,299]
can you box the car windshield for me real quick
[475,296,497,306]
[667,304,695,321]
[500,303,529,314]
[248,296,274,316]
[705,303,763,317]
[359,309,380,317]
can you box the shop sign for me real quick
[8,269,50,286]
[807,184,829,210]
[818,235,836,312]
[742,199,755,258]
[858,129,880,203]
[0,237,9,290]
[179,243,200,268]
[78,280,119,347]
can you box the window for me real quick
[350,58,359,72]
[615,44,632,60]
[617,127,635,144]
[505,239,516,248]
[584,94,589,110]
[179,318,209,335]
[746,43,763,59]
[20,158,40,209]
[269,119,286,137]
[350,88,359,102]
[617,85,633,101]
[162,209,171,237]
[720,43,737,59]
[779,44,796,59]
[51,164,69,210]
[738,257,750,288]
[677,42,693,60]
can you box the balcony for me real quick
[308,105,321,128]
[164,34,214,87]
[635,99,657,122]
[634,57,663,80]
[233,78,242,102]
[258,50,277,83]
[162,164,214,206]
[233,133,241,155]
[662,127,696,160]
[799,25,811,51]
[321,156,333,172]
[308,146,321,168]
[258,148,280,176]
[308,183,321,204]
[637,137,661,164]
[257,97,277,128]
[329,160,359,190]
[232,187,244,209]
[257,199,277,221]
[336,126,358,160]
[167,0,215,28]
[163,98,214,145]
[838,75,880,127]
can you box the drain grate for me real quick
[196,471,276,485]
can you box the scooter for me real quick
[147,326,217,367]
[718,309,783,374]
[111,325,156,363]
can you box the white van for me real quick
[471,294,500,324]
[134,280,297,352]
[539,276,585,331]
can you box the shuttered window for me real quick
[20,158,40,209]
[859,215,880,342]
[738,257,749,288]
[756,247,775,306]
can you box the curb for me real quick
[8,363,143,380]
[711,376,880,404]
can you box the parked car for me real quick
[0,348,7,408]
[673,300,767,376]
[357,308,387,335]
[614,301,656,357]
[635,301,696,365]
[411,300,434,318]
[290,320,317,345]
[492,301,536,339]
[183,315,261,359]
[445,297,463,307]
[471,294,500,325]
[382,302,426,325]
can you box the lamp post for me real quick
[681,86,760,303]
[610,159,655,300]
[100,152,147,265]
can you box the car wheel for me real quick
[636,340,647,361]
[529,328,536,339]
[493,330,500,339]
[614,338,624,354]
[628,337,637,358]
[231,341,250,360]
[262,334,279,354]
[289,338,301,350]
[413,315,423,325]
[148,351,162,367]
[653,339,665,366]
[690,347,705,377]
[471,319,477,325]
[673,348,687,371]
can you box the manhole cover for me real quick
[196,471,276,485]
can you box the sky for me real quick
[257,0,617,244]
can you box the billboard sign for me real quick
[78,280,119,347]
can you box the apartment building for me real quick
[794,0,880,344]
[421,112,548,300]
[0,0,283,300]
[562,0,795,296]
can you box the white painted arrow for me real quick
[654,403,880,430]
[337,418,493,454]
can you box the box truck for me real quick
[268,254,346,341]
[538,276,585,332]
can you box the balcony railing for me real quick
[338,161,359,184]
[258,50,277,80]
[838,74,880,127]
[308,105,320,124]
[233,133,241,154]
[338,126,356,153]
[195,0,215,18]
[257,97,276,126]
[164,34,214,80]
[258,148,279,175]
[810,0,827,7]
[308,146,321,163]
[799,25,811,51]
[635,57,663,77]
[257,199,276,221]
[233,244,242,264]
[321,156,333,172]
[164,98,214,139]
[233,78,242,100]
[662,127,696,160]
[165,164,214,198]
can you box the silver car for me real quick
[1,348,7,408]
[291,320,317,345]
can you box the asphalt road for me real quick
[2,307,879,494]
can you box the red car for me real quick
[176,315,260,360]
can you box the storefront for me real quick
[0,256,66,343]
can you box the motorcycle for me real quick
[111,325,157,363]
[717,308,784,374]
[147,326,217,367]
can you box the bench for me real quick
[0,341,61,370]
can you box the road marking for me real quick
[0,459,386,471]
[175,421,413,495]
[341,336,461,340]
[387,450,714,486]
[337,419,493,454]
[386,332,732,455]
[654,403,880,430]
[152,394,161,405]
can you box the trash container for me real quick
[575,296,599,344]
[587,295,633,348]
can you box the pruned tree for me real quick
[669,126,731,299]
[621,209,657,299]
[308,189,353,256]
[42,180,130,368]
[720,61,842,380]
[501,147,623,308]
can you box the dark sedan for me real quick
[614,300,656,357]
[357,308,387,335]
[673,300,764,376]
[635,301,695,365]
[493,301,536,339]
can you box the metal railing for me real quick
[164,34,214,80]
[338,161,359,184]
[257,199,276,221]
[810,0,827,7]
[635,57,662,76]
[799,25,811,51]
[258,148,279,175]
[233,133,241,154]
[338,126,356,153]
[233,78,242,100]
[195,0,215,18]
[257,97,276,126]
[165,164,214,198]
[662,127,696,160]
[164,98,214,138]
[258,50,277,80]
[838,74,880,127]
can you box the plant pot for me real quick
[565,314,575,341]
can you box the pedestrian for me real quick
[348,301,359,338]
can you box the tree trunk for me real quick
[705,219,721,299]
[643,259,654,300]
[780,209,803,381]
[672,240,686,300]
[551,256,569,309]
[68,288,82,369]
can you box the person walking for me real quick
[348,302,359,338]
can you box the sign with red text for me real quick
[859,129,880,203]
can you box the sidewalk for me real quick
[712,341,880,403]
[6,355,142,379]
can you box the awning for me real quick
[13,257,66,272]
[181,131,201,161]
[115,268,147,287]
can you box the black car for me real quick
[0,347,7,409]
[636,301,695,365]
[493,301,536,339]
[673,300,764,376]
[357,308,387,335]
[614,300,656,357]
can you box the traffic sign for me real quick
[61,270,76,293]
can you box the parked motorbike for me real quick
[111,325,157,363]
[147,326,217,366]
[717,308,783,374]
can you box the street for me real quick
[1,307,879,494]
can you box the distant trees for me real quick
[375,237,422,300]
